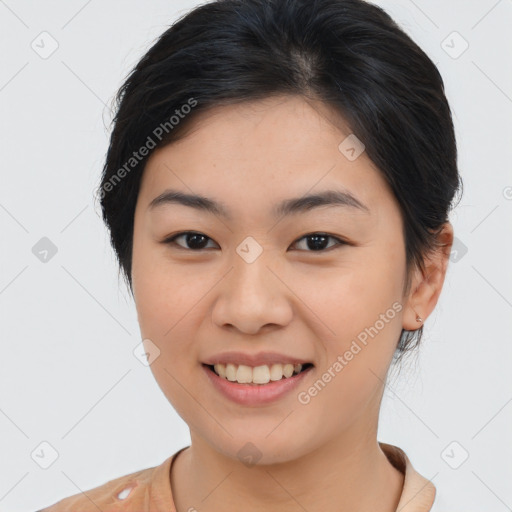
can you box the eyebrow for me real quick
[148,188,370,220]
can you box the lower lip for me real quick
[202,364,313,406]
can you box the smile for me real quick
[202,362,314,406]
[208,362,313,385]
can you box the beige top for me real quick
[38,442,436,511]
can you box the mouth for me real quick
[202,361,314,405]
[203,362,314,385]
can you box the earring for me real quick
[416,314,423,323]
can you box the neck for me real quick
[171,427,404,512]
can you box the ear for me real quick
[402,222,454,330]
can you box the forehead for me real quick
[138,95,397,221]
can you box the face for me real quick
[131,94,413,464]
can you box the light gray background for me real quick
[1,1,511,511]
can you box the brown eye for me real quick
[162,231,347,252]
[291,233,347,252]
[163,231,218,250]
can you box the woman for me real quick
[38,0,462,510]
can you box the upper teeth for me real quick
[213,363,303,384]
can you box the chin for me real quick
[201,430,313,467]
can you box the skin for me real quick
[131,94,453,512]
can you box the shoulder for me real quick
[36,455,174,512]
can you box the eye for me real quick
[290,232,347,252]
[163,231,218,251]
[163,231,347,252]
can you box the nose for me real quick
[210,252,293,335]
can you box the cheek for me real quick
[299,249,404,379]
[132,235,191,337]
[296,271,403,435]
[133,260,207,424]
[134,270,197,353]
[304,259,403,335]
[132,248,215,379]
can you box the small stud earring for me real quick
[416,315,423,323]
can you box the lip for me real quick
[203,351,312,367]
[202,363,314,406]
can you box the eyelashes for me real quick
[162,231,349,253]
[163,232,216,251]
